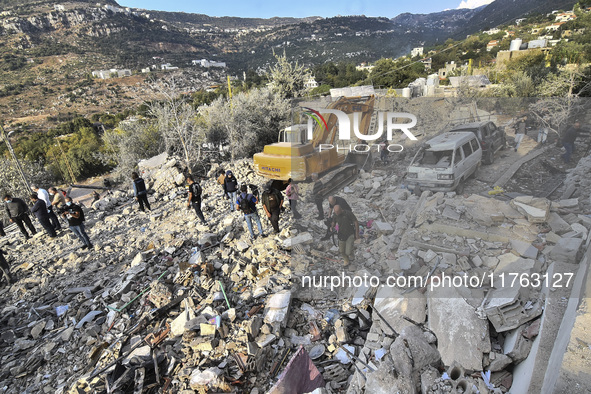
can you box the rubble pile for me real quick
[291,167,589,393]
[0,156,302,393]
[561,154,591,212]
[0,149,589,394]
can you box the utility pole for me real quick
[0,125,31,195]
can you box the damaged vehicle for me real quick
[448,120,506,164]
[406,132,482,194]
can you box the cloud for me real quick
[457,0,495,9]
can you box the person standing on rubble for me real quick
[3,194,36,240]
[561,121,583,164]
[332,205,360,267]
[63,197,93,250]
[261,183,284,234]
[514,116,527,152]
[285,178,302,219]
[132,172,151,212]
[31,185,61,231]
[224,170,239,212]
[322,196,353,241]
[30,194,57,238]
[311,173,325,220]
[217,169,228,199]
[0,248,15,284]
[236,184,264,239]
[186,176,207,225]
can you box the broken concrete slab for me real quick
[485,286,544,333]
[549,238,583,264]
[263,290,292,328]
[510,196,550,223]
[282,233,313,248]
[171,308,196,337]
[510,239,539,260]
[442,205,462,221]
[547,213,572,235]
[374,285,427,334]
[428,285,490,371]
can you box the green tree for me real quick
[267,51,311,99]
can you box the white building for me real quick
[411,47,424,57]
[160,63,178,70]
[555,12,576,22]
[92,69,131,79]
[304,76,318,89]
[192,59,226,68]
[483,28,501,35]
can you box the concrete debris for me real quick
[0,146,588,394]
[549,237,584,264]
[428,286,491,371]
[510,196,550,223]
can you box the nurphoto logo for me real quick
[304,107,419,153]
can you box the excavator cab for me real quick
[253,95,376,182]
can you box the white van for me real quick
[406,132,482,194]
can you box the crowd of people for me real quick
[0,169,363,286]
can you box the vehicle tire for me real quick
[483,150,494,165]
[455,179,465,195]
[470,163,480,179]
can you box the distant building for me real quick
[411,47,424,57]
[438,61,458,79]
[92,69,132,79]
[483,28,501,35]
[546,22,566,32]
[356,63,375,73]
[141,67,151,73]
[304,76,318,89]
[160,63,178,70]
[486,40,499,51]
[515,18,526,25]
[54,4,66,11]
[555,12,576,22]
[420,57,432,70]
[192,59,226,68]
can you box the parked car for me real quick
[406,132,482,194]
[448,121,506,164]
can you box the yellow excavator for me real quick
[253,96,375,189]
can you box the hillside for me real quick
[0,0,583,126]
[454,0,579,36]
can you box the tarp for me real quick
[268,346,325,394]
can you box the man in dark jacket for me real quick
[0,249,15,284]
[187,176,207,225]
[63,197,92,250]
[3,194,36,239]
[0,221,5,237]
[132,172,151,212]
[224,170,239,212]
[321,196,352,241]
[332,205,360,267]
[261,183,284,234]
[561,121,582,163]
[32,184,61,231]
[30,194,56,238]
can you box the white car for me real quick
[406,132,482,194]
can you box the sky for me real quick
[117,0,495,19]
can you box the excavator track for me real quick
[316,164,360,199]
